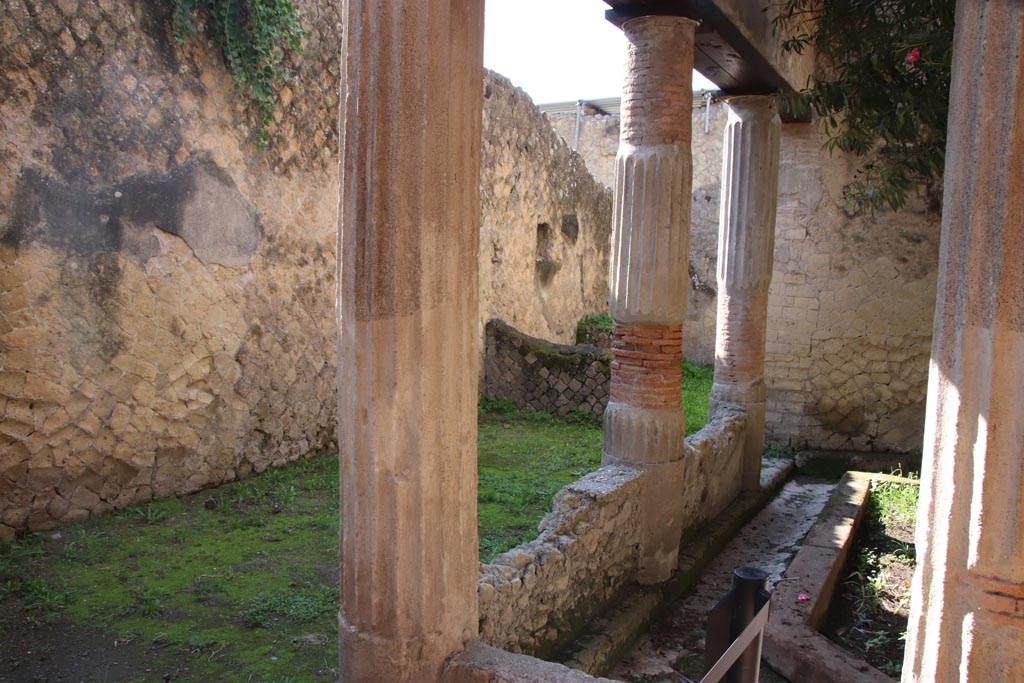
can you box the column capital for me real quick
[720,94,779,117]
[606,4,702,29]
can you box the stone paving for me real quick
[609,477,838,683]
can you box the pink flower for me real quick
[797,592,811,602]
[906,48,921,64]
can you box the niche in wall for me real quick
[535,221,560,286]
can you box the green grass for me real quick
[0,365,714,681]
[575,313,614,343]
[477,400,603,561]
[681,361,714,434]
[0,456,341,682]
[477,361,714,560]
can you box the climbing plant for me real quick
[171,0,305,146]
[775,0,955,213]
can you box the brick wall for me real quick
[483,320,610,420]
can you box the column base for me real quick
[602,402,687,466]
[339,615,466,683]
[603,402,687,584]
[709,381,766,492]
[602,455,686,584]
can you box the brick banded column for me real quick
[903,3,1024,681]
[336,2,483,681]
[603,15,697,584]
[708,96,781,493]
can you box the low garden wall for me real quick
[678,408,747,532]
[483,319,611,420]
[478,409,749,658]
[479,466,643,658]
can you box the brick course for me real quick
[608,323,683,410]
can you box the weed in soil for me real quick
[824,478,919,678]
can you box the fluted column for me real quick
[336,2,483,682]
[603,15,697,584]
[708,96,781,492]
[903,2,1024,681]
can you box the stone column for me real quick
[602,15,697,585]
[336,2,483,681]
[708,96,781,493]
[903,2,1024,681]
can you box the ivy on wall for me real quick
[776,0,955,213]
[171,0,305,146]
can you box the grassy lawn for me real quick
[0,364,713,682]
[0,457,341,682]
[478,360,714,562]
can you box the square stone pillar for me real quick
[708,96,781,492]
[602,15,698,585]
[336,2,484,681]
[903,2,1024,681]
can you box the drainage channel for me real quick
[609,476,839,683]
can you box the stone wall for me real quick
[480,73,614,345]
[478,410,747,657]
[547,112,620,189]
[765,122,938,452]
[555,101,939,453]
[0,0,342,539]
[483,319,610,420]
[677,409,746,530]
[479,466,643,658]
[0,8,616,538]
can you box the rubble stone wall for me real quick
[678,409,746,530]
[480,73,614,346]
[483,319,610,420]
[558,102,939,453]
[0,0,343,539]
[0,10,616,538]
[478,410,748,657]
[765,121,938,452]
[479,466,642,658]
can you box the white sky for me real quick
[484,0,718,104]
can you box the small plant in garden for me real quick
[131,586,169,616]
[128,502,168,525]
[775,0,955,213]
[240,586,338,627]
[575,313,614,344]
[763,443,795,460]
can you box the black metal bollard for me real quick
[704,566,771,683]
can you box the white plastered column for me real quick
[336,1,484,681]
[902,2,1024,681]
[708,96,781,492]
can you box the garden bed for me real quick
[764,472,918,683]
[822,478,918,679]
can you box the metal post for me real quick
[705,567,771,683]
[573,99,583,149]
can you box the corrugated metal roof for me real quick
[537,91,716,116]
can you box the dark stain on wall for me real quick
[4,158,261,266]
